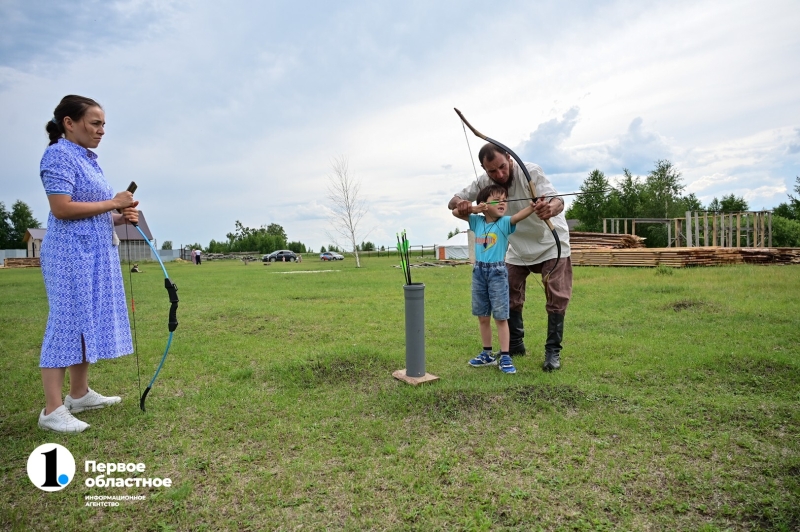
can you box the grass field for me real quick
[1,257,799,531]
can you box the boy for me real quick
[452,184,537,374]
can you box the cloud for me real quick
[606,117,673,172]
[518,110,672,178]
[518,107,581,173]
[0,0,176,70]
[787,128,800,155]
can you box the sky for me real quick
[1,0,798,252]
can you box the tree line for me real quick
[206,221,308,255]
[0,201,41,249]
[565,161,800,247]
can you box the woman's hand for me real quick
[120,203,139,225]
[112,190,137,211]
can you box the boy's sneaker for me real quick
[498,354,517,374]
[65,388,121,413]
[38,406,90,433]
[468,351,497,367]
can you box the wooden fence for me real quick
[604,211,773,248]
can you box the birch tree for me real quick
[326,156,368,267]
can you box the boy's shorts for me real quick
[472,261,510,320]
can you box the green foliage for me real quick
[613,168,645,218]
[208,220,287,254]
[359,241,375,251]
[772,215,800,247]
[707,194,749,213]
[161,240,173,250]
[643,159,685,218]
[677,192,704,214]
[287,241,307,253]
[265,223,288,242]
[320,246,326,253]
[565,170,612,232]
[773,176,800,220]
[644,225,669,248]
[654,264,674,275]
[774,202,798,220]
[1,200,41,249]
[447,227,462,239]
[326,244,342,252]
[0,201,12,249]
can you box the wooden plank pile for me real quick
[569,232,645,250]
[3,258,41,268]
[571,247,800,268]
[739,248,800,265]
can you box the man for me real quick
[448,143,572,371]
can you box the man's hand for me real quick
[456,199,473,217]
[532,197,563,221]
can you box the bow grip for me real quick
[164,278,179,332]
[529,181,557,231]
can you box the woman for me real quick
[38,95,139,433]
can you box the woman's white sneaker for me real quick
[38,405,90,433]
[65,388,121,413]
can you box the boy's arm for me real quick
[510,200,537,225]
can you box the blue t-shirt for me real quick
[469,214,515,263]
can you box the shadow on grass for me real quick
[701,354,800,396]
[664,299,716,312]
[270,351,397,389]
[741,458,800,531]
[405,385,623,421]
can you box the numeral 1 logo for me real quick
[27,444,76,492]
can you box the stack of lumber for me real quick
[740,248,800,265]
[4,258,41,268]
[571,247,800,268]
[569,232,645,250]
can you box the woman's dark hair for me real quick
[46,95,102,146]
[476,184,508,204]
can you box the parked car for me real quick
[320,252,344,261]
[262,250,298,262]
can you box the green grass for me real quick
[1,258,799,531]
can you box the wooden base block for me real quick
[392,369,440,386]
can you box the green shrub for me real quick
[772,215,800,247]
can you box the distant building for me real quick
[23,228,47,258]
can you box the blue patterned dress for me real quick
[39,139,133,368]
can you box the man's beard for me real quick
[493,163,515,193]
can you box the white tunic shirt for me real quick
[454,160,571,266]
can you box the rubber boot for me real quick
[508,310,526,356]
[543,313,564,371]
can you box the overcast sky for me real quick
[1,0,798,251]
